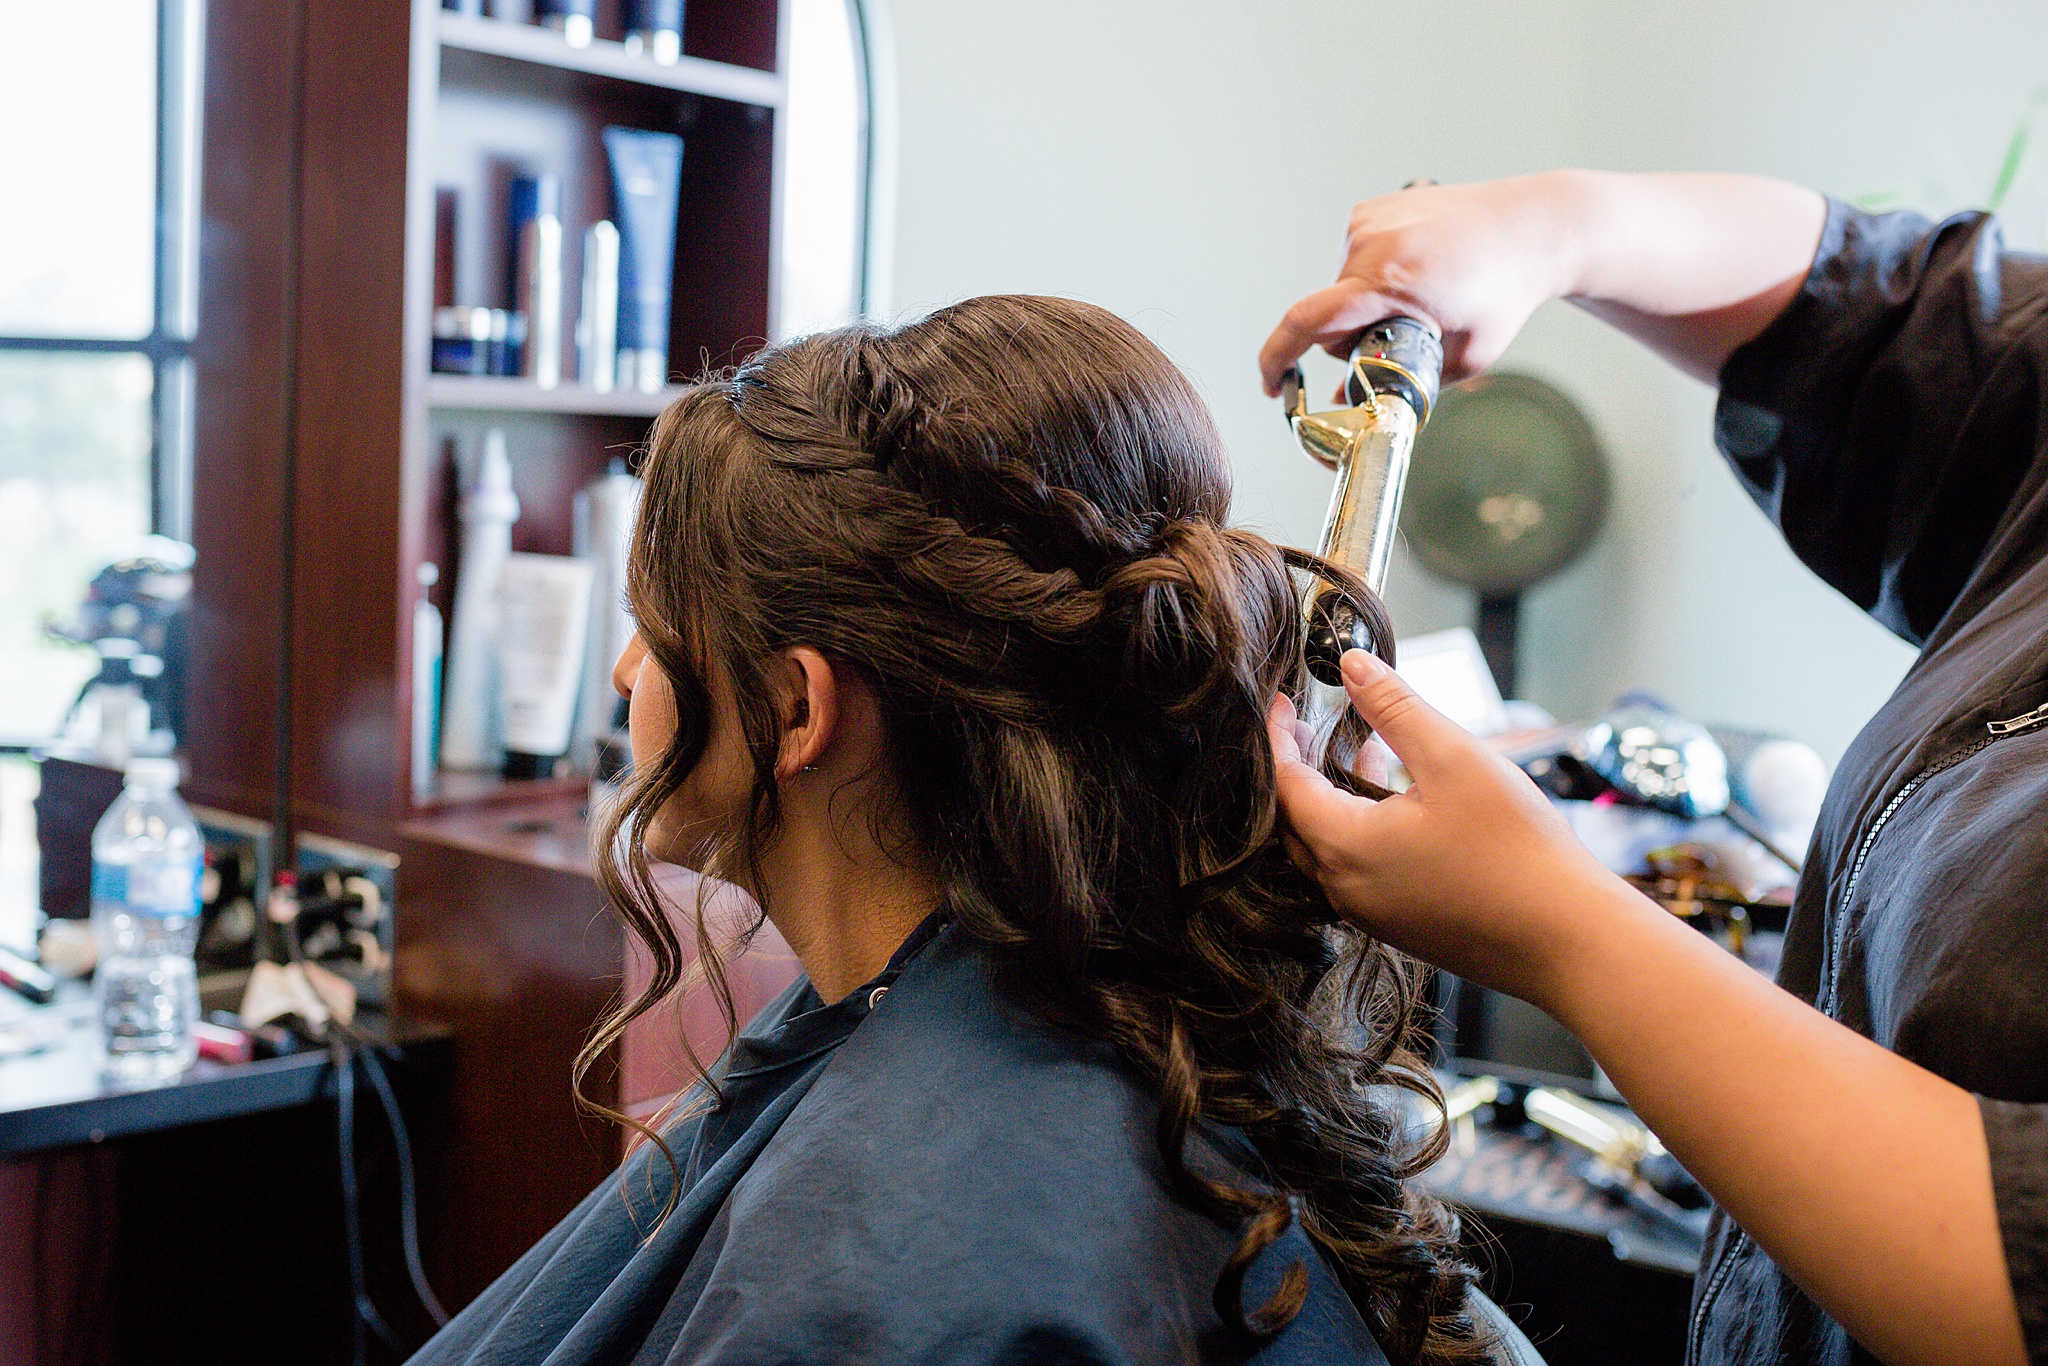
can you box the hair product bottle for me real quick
[440,431,520,772]
[576,220,619,392]
[602,127,684,393]
[623,0,683,63]
[496,554,597,778]
[510,173,564,389]
[533,0,594,47]
[569,458,642,769]
[411,562,445,801]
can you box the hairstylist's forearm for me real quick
[1537,880,2024,1366]
[1270,656,2020,1364]
[1257,170,1826,392]
[1558,171,1828,382]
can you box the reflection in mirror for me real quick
[780,0,870,336]
[0,354,155,741]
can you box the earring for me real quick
[801,763,819,773]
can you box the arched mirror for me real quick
[779,0,872,335]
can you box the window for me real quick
[0,0,202,741]
[779,0,872,337]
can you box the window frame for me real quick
[0,0,204,543]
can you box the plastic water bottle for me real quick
[92,758,204,1082]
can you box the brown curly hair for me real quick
[578,295,1489,1364]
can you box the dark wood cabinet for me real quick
[184,0,804,1311]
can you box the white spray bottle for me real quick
[410,562,444,801]
[440,430,520,772]
[569,457,642,770]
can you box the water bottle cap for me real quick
[124,757,182,789]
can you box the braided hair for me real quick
[580,296,1491,1365]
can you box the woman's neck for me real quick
[752,807,941,1004]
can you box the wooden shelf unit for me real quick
[437,10,785,106]
[384,0,782,830]
[185,0,806,1312]
[426,373,689,415]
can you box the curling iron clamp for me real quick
[1281,316,1443,687]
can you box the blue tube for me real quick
[602,127,684,393]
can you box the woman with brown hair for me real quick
[409,295,1532,1366]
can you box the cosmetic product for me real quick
[482,308,508,376]
[502,311,529,377]
[576,220,620,392]
[495,554,596,778]
[508,174,563,388]
[430,307,466,374]
[432,306,492,376]
[534,0,594,48]
[434,188,459,308]
[603,127,684,394]
[569,458,641,768]
[504,175,544,310]
[624,0,683,63]
[440,431,520,772]
[193,1019,254,1064]
[0,945,57,1005]
[411,563,445,802]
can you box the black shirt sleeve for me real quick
[1714,197,2048,646]
[1981,1098,2048,1365]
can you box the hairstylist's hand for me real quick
[1258,172,1590,395]
[1267,649,1641,1005]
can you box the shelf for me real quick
[405,792,596,878]
[414,767,590,813]
[426,374,686,415]
[438,12,784,107]
[0,996,448,1160]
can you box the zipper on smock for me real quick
[1688,1226,1755,1365]
[1694,699,2048,1360]
[1988,700,2048,735]
[1824,701,2048,1014]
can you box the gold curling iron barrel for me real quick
[1282,317,1443,686]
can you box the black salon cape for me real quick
[407,921,1392,1366]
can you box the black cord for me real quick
[357,1043,451,1326]
[332,1030,451,1364]
[335,1042,404,1365]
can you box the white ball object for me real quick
[1740,739,1830,843]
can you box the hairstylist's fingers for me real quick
[1266,693,1306,766]
[1337,649,1465,778]
[1267,693,1382,862]
[1258,281,1413,395]
[1350,735,1392,790]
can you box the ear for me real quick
[773,646,841,781]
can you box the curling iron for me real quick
[1280,316,1443,687]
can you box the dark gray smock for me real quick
[406,919,1396,1365]
[1691,198,2048,1366]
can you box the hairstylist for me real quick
[1259,171,2048,1366]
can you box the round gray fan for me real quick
[1401,372,1610,694]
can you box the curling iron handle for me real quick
[1303,403,1415,686]
[1287,316,1444,688]
[1318,399,1417,597]
[1346,316,1443,422]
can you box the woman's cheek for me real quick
[628,657,680,773]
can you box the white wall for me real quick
[873,0,2048,761]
